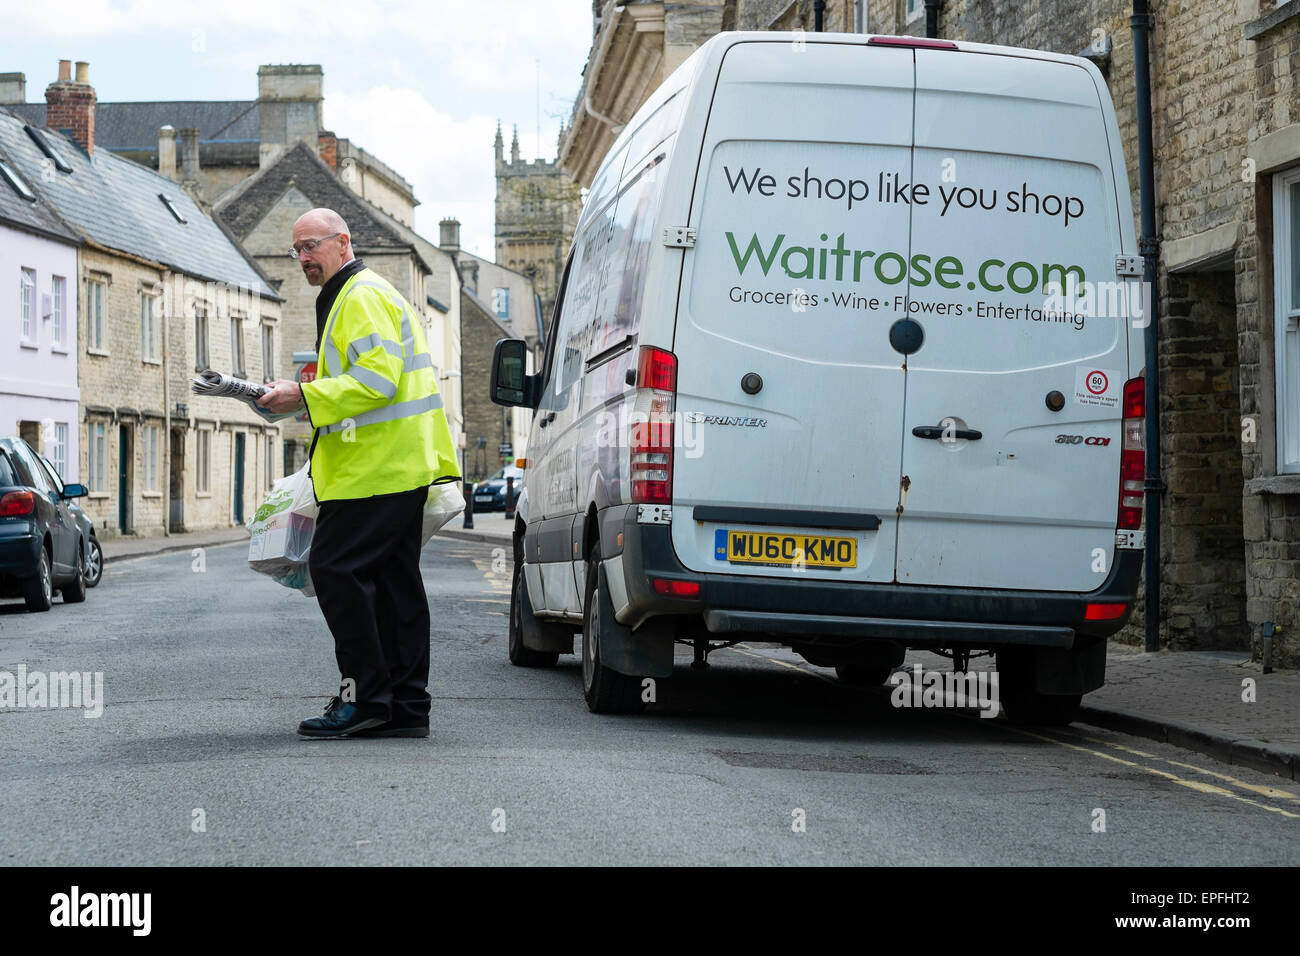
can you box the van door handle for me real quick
[912,424,983,441]
[539,411,556,428]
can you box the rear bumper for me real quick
[0,524,40,577]
[604,504,1142,648]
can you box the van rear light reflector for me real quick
[0,490,35,516]
[653,578,701,598]
[632,346,677,505]
[868,36,959,50]
[1085,603,1127,621]
[1118,377,1146,531]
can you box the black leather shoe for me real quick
[297,696,389,738]
[353,719,430,738]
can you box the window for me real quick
[51,276,65,348]
[12,441,52,493]
[24,125,72,173]
[158,193,187,224]
[87,278,106,351]
[87,422,106,491]
[231,315,245,376]
[1274,168,1300,472]
[492,287,510,320]
[141,290,159,362]
[142,424,160,492]
[0,159,36,201]
[195,304,209,370]
[196,429,211,493]
[906,0,922,21]
[51,423,67,480]
[261,323,274,380]
[20,268,35,342]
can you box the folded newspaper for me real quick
[190,369,295,423]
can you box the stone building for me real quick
[559,0,1300,667]
[0,65,283,538]
[495,123,583,320]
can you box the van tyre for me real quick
[62,544,87,604]
[509,555,560,668]
[582,543,647,715]
[23,546,53,613]
[997,650,1081,726]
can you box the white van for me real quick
[491,31,1146,725]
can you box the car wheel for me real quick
[84,537,102,588]
[508,552,560,668]
[62,543,87,603]
[22,546,53,613]
[582,542,647,715]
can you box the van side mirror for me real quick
[62,483,88,498]
[490,338,539,409]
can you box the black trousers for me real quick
[308,485,430,722]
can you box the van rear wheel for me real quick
[582,543,647,715]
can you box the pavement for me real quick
[97,521,1300,781]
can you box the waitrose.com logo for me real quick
[726,230,1085,296]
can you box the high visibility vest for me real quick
[301,267,460,501]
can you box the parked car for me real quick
[39,453,101,588]
[491,32,1145,725]
[472,465,524,512]
[0,437,91,610]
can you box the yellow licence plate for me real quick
[717,529,857,569]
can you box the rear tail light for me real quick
[1085,602,1127,621]
[652,578,700,598]
[631,346,677,505]
[0,490,35,517]
[1118,377,1145,530]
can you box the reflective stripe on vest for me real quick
[320,392,445,434]
[319,277,435,391]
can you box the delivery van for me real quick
[490,31,1146,725]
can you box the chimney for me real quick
[439,217,461,255]
[0,73,26,104]
[257,64,323,167]
[317,130,338,170]
[179,127,202,200]
[157,125,178,180]
[44,59,96,155]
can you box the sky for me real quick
[0,0,595,258]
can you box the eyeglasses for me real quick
[288,233,341,260]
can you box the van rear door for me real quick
[670,41,913,584]
[894,49,1131,591]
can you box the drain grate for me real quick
[710,750,932,775]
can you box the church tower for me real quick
[494,120,582,323]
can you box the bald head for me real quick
[292,208,355,287]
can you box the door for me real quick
[169,429,185,531]
[894,50,1132,591]
[118,425,132,534]
[671,40,914,584]
[233,433,246,525]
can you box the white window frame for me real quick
[51,275,65,348]
[52,423,67,480]
[142,423,159,492]
[141,287,160,363]
[261,322,274,381]
[196,428,211,494]
[195,303,210,370]
[492,286,510,320]
[20,267,35,344]
[88,421,106,492]
[231,313,245,377]
[87,277,107,353]
[1274,167,1300,473]
[906,0,923,23]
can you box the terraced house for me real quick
[0,62,283,538]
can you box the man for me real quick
[258,208,460,739]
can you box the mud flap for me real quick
[1033,638,1107,695]
[596,564,675,677]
